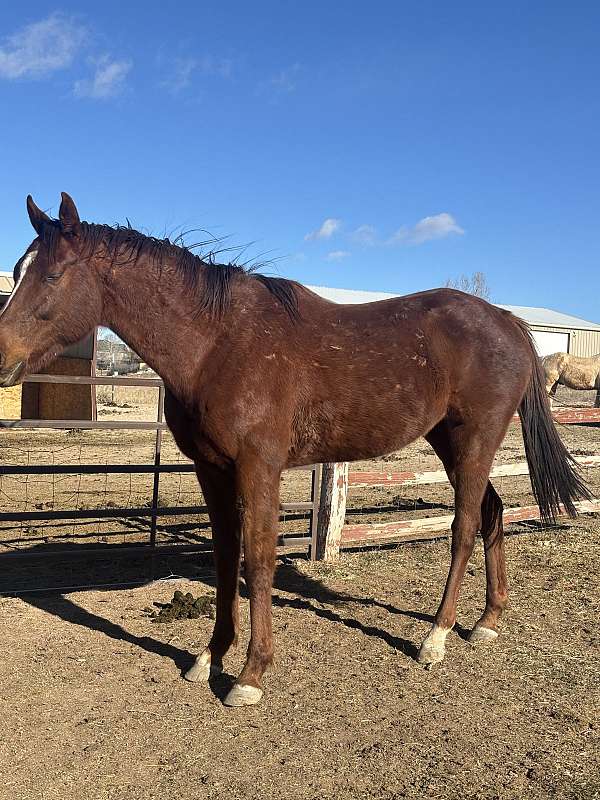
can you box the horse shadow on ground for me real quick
[0,532,468,697]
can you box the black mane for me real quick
[39,218,299,320]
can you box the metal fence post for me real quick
[149,385,165,548]
[309,463,323,560]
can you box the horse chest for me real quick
[164,394,234,467]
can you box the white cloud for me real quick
[350,224,378,246]
[160,55,233,93]
[257,63,301,97]
[0,13,86,79]
[74,56,131,99]
[161,57,196,93]
[305,218,342,241]
[326,250,351,261]
[268,63,300,93]
[388,213,464,245]
[200,55,233,79]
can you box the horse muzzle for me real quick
[0,360,26,387]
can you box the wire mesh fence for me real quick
[0,372,321,592]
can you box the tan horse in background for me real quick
[542,352,600,407]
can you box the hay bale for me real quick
[0,385,22,418]
[21,357,95,421]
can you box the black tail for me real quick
[515,319,592,522]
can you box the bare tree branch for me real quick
[445,271,491,300]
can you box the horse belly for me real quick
[287,377,443,466]
[562,365,597,390]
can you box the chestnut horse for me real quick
[0,193,590,707]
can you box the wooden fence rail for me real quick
[348,455,600,489]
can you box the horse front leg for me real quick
[185,464,241,683]
[223,459,281,707]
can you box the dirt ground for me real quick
[0,516,598,800]
[1,384,599,798]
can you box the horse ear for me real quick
[26,195,52,235]
[59,192,81,237]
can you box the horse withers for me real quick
[0,193,590,706]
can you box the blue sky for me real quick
[1,2,599,320]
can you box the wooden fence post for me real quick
[314,462,349,561]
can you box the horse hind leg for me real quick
[468,482,508,644]
[547,379,559,409]
[417,467,488,665]
[419,419,506,665]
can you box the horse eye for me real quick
[45,273,62,285]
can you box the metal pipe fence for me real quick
[0,372,322,567]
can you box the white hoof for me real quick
[417,624,450,666]
[468,626,499,645]
[223,683,263,707]
[184,649,223,683]
[417,643,445,666]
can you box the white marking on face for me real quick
[0,249,38,319]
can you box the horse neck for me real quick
[98,255,216,398]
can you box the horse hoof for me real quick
[417,644,445,667]
[468,626,499,646]
[223,683,263,707]
[184,649,223,683]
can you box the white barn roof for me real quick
[494,305,600,331]
[307,285,400,305]
[0,273,13,295]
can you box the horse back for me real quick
[277,287,533,464]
